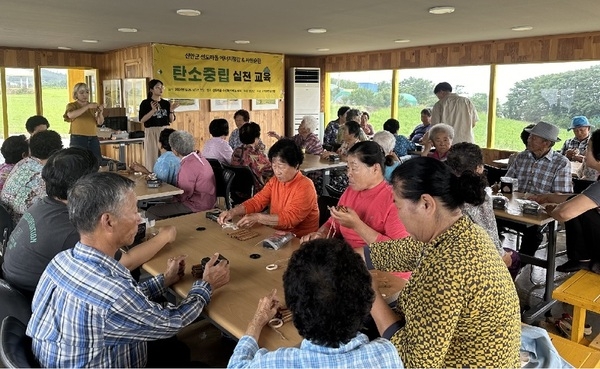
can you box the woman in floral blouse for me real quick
[231,122,273,191]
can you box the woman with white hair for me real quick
[422,123,454,161]
[372,130,400,182]
[147,130,216,220]
[268,115,323,155]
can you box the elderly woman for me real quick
[383,118,416,158]
[228,239,402,368]
[322,120,364,161]
[231,122,273,190]
[372,131,401,183]
[202,118,234,164]
[268,115,323,155]
[302,141,409,248]
[130,128,180,185]
[218,139,319,237]
[446,142,519,276]
[360,111,375,136]
[359,157,520,367]
[146,130,216,220]
[422,123,454,161]
[531,128,600,273]
[0,135,28,191]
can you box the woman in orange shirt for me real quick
[218,139,319,237]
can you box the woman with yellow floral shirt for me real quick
[359,157,521,368]
[63,82,104,163]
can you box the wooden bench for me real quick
[553,270,600,344]
[549,332,600,368]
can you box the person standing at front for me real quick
[139,79,179,170]
[63,82,104,164]
[428,82,478,144]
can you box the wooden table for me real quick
[299,154,347,173]
[494,192,558,323]
[492,158,510,167]
[142,212,405,350]
[99,137,144,164]
[116,171,184,201]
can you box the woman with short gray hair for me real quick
[373,130,400,182]
[267,115,323,155]
[147,130,216,220]
[422,123,454,161]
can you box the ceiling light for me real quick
[307,28,327,34]
[234,40,250,44]
[176,9,201,16]
[428,6,455,15]
[57,46,72,50]
[82,39,98,43]
[118,28,138,33]
[316,48,330,52]
[394,39,411,43]
[511,25,533,31]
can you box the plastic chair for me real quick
[222,164,257,206]
[0,316,39,368]
[207,159,235,209]
[0,279,32,325]
[0,204,14,271]
[483,164,508,186]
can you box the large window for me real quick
[328,70,393,131]
[398,66,490,147]
[5,68,36,136]
[40,68,70,136]
[495,61,600,151]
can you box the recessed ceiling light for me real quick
[234,40,250,44]
[177,9,201,16]
[394,39,411,43]
[118,28,138,33]
[307,28,327,34]
[511,25,533,31]
[428,6,455,15]
[82,39,98,43]
[57,46,72,50]
[316,48,330,52]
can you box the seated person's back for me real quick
[231,122,272,190]
[1,130,63,224]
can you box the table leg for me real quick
[322,169,330,196]
[521,220,558,324]
[119,143,126,163]
[571,306,586,343]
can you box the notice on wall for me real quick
[152,43,284,100]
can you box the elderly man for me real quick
[561,116,593,163]
[2,148,178,299]
[428,82,478,144]
[503,121,572,256]
[228,238,402,368]
[27,172,230,368]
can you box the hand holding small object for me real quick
[164,254,188,286]
[237,213,259,228]
[329,205,360,228]
[217,210,233,225]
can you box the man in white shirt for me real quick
[428,82,479,144]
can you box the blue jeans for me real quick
[70,135,102,164]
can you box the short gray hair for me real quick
[301,116,318,132]
[372,131,396,154]
[68,172,135,234]
[345,109,362,123]
[429,123,454,140]
[169,130,195,156]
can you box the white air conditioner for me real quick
[286,67,322,140]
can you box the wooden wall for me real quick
[4,30,600,149]
[97,44,284,149]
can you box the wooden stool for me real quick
[549,332,600,367]
[553,270,600,344]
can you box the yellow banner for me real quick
[152,44,284,99]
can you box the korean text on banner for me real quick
[152,43,284,100]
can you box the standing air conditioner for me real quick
[286,67,321,140]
